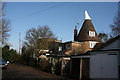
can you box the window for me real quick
[89,31,95,37]
[66,44,71,50]
[89,41,97,48]
[59,46,62,51]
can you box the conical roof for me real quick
[85,11,91,20]
[76,11,99,42]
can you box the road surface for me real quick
[2,64,73,80]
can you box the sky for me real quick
[4,2,118,51]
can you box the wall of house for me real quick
[71,42,82,50]
[71,42,82,54]
[100,38,120,78]
[90,52,118,78]
[52,42,64,54]
[64,42,82,55]
[80,41,92,53]
[64,41,93,55]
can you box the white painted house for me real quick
[70,35,120,79]
[90,35,120,79]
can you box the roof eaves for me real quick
[92,35,120,51]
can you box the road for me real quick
[2,64,73,80]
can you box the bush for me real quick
[2,45,20,63]
[51,58,61,75]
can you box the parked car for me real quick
[0,59,9,69]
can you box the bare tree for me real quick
[110,10,120,37]
[98,33,108,43]
[2,19,10,44]
[0,2,10,44]
[24,25,57,50]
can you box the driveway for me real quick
[2,64,73,80]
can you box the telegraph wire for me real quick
[17,3,67,20]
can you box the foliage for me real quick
[20,51,62,75]
[98,33,108,43]
[2,45,20,63]
[37,57,62,75]
[38,59,50,71]
[110,11,120,37]
[54,59,61,75]
[51,58,61,75]
[20,46,34,65]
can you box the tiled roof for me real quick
[93,35,120,50]
[76,20,99,42]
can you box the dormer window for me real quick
[89,31,95,37]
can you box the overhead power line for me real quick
[18,3,67,20]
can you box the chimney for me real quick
[74,26,77,41]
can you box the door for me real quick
[90,54,118,78]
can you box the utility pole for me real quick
[19,32,21,55]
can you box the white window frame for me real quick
[89,41,97,48]
[59,46,62,51]
[89,31,95,37]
